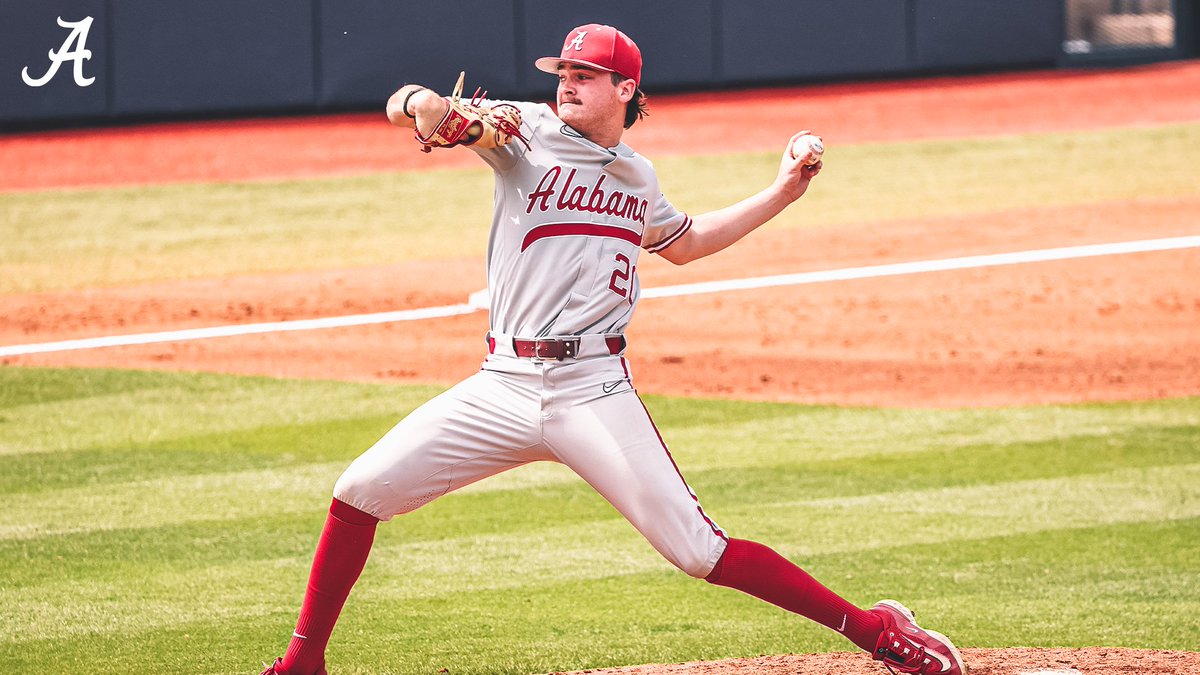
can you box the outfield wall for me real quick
[1,0,1194,129]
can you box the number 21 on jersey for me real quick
[608,253,635,304]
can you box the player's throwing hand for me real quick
[775,129,824,202]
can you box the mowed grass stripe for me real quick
[2,414,1195,500]
[0,415,403,494]
[3,366,1197,472]
[4,441,1195,583]
[0,368,442,456]
[653,395,1200,467]
[2,123,1198,293]
[2,423,1195,586]
[0,461,344,540]
[2,368,1198,672]
[3,422,1197,540]
[3,519,1197,672]
[3,463,1197,641]
[1,366,1196,536]
[720,464,1200,556]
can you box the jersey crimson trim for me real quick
[644,215,692,253]
[520,222,642,252]
[633,388,727,541]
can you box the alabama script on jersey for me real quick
[471,101,691,338]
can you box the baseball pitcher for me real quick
[259,24,964,675]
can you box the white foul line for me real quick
[0,304,477,357]
[640,235,1200,298]
[1,235,1197,358]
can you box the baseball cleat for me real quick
[870,600,965,674]
[258,658,327,675]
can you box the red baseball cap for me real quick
[535,24,643,87]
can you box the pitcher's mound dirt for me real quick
[552,648,1199,675]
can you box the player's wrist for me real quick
[387,86,446,128]
[400,87,427,119]
[388,86,421,127]
[769,177,805,205]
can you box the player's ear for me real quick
[616,78,636,103]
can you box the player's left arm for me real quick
[386,84,448,135]
[657,132,822,265]
[386,75,529,155]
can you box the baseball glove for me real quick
[415,71,530,153]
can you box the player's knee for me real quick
[333,459,448,519]
[680,559,712,579]
[674,552,718,579]
[662,543,722,579]
[332,464,392,520]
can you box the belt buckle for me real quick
[529,338,577,361]
[533,339,558,361]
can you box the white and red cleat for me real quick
[870,600,966,674]
[258,658,327,675]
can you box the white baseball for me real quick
[790,134,824,165]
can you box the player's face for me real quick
[556,65,630,138]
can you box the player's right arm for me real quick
[655,133,822,265]
[386,85,449,139]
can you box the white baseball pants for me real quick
[334,343,728,578]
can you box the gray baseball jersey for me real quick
[472,101,691,338]
[334,100,727,579]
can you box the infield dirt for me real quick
[551,648,1200,675]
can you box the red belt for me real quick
[490,336,625,360]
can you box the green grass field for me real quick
[2,367,1198,674]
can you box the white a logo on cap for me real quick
[569,30,587,51]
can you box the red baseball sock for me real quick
[705,538,883,652]
[280,499,379,675]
